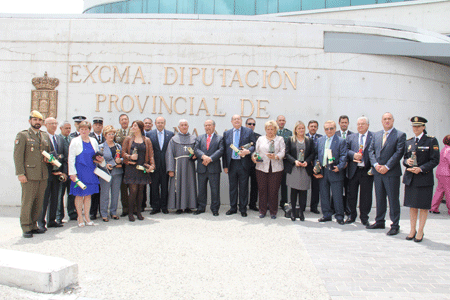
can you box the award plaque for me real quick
[132,147,138,161]
[297,149,305,162]
[411,151,418,167]
[187,147,195,158]
[313,161,321,174]
[241,142,253,150]
[254,152,264,162]
[268,140,275,154]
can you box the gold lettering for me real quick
[98,66,111,83]
[83,65,98,83]
[113,66,130,84]
[229,70,244,87]
[257,100,270,119]
[189,97,194,115]
[132,67,146,84]
[121,95,134,113]
[159,96,172,114]
[136,95,150,113]
[241,99,254,117]
[202,68,214,86]
[262,70,267,88]
[152,95,157,114]
[109,94,120,112]
[245,70,258,88]
[180,67,185,85]
[96,94,106,112]
[173,127,179,133]
[217,68,232,87]
[164,67,177,85]
[174,97,187,115]
[214,98,226,116]
[69,65,81,83]
[189,67,200,86]
[283,71,297,90]
[196,98,210,116]
[191,128,199,137]
[268,71,282,89]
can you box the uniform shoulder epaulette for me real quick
[427,135,435,138]
[406,137,414,141]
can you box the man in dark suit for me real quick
[367,112,406,236]
[346,116,374,225]
[193,120,224,216]
[147,116,174,214]
[246,118,261,211]
[56,121,72,224]
[313,120,347,224]
[276,115,293,209]
[223,115,256,217]
[142,117,153,211]
[89,117,105,220]
[335,115,353,216]
[306,120,322,214]
[116,114,131,216]
[38,117,68,230]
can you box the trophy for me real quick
[74,178,87,190]
[367,168,373,176]
[42,150,62,168]
[268,140,275,154]
[241,142,253,150]
[115,149,121,160]
[313,161,321,174]
[132,147,138,161]
[326,149,336,170]
[253,152,263,162]
[187,147,195,158]
[354,145,363,163]
[297,149,305,163]
[136,165,154,173]
[411,151,418,167]
[94,146,106,167]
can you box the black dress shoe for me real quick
[386,228,399,236]
[366,222,385,229]
[299,212,305,222]
[241,212,248,217]
[90,215,97,220]
[226,210,237,215]
[193,210,205,215]
[337,219,345,225]
[429,210,440,214]
[47,222,64,228]
[162,209,169,214]
[311,209,320,214]
[184,208,192,213]
[213,212,219,216]
[150,210,161,215]
[344,218,355,224]
[406,232,416,241]
[414,233,424,242]
[249,206,259,211]
[69,216,78,221]
[175,209,183,214]
[31,228,46,234]
[120,212,128,217]
[361,220,369,226]
[318,217,332,222]
[23,231,33,238]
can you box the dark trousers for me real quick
[56,179,70,222]
[343,176,350,215]
[151,171,169,211]
[90,192,100,217]
[120,182,129,214]
[67,193,77,220]
[319,169,344,221]
[197,171,220,212]
[279,172,288,207]
[374,175,401,228]
[256,169,282,216]
[310,175,320,211]
[228,159,250,213]
[38,175,60,227]
[291,188,307,218]
[347,168,374,222]
[249,165,258,208]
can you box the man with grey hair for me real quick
[166,119,197,214]
[345,116,374,225]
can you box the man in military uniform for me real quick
[89,117,105,220]
[14,110,52,238]
[276,115,292,209]
[69,115,86,138]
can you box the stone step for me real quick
[0,249,78,293]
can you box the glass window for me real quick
[145,0,159,13]
[302,0,325,10]
[235,0,255,15]
[268,0,278,13]
[278,0,300,13]
[128,0,143,13]
[256,0,268,14]
[85,6,104,13]
[326,0,350,8]
[197,0,215,14]
[160,0,177,13]
[350,0,376,6]
[177,0,195,13]
[215,0,235,14]
[111,2,125,13]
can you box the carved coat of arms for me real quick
[31,72,59,119]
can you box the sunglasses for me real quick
[247,123,255,126]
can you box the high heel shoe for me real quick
[86,221,94,226]
[414,233,424,243]
[405,231,416,241]
[78,222,85,227]
[137,213,144,221]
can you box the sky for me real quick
[1,0,84,14]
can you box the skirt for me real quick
[404,185,433,209]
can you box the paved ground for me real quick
[0,203,449,300]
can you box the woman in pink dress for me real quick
[430,135,450,214]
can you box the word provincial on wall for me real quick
[68,64,298,119]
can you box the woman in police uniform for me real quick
[402,116,440,242]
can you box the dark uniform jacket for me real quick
[402,134,440,187]
[14,128,51,180]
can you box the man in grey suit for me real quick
[367,112,406,236]
[313,120,348,224]
[56,121,72,224]
[194,120,224,216]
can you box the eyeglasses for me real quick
[324,127,335,131]
[247,123,255,126]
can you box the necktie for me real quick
[360,134,364,148]
[342,132,346,139]
[233,129,240,159]
[382,131,387,146]
[159,131,163,150]
[53,136,58,152]
[323,137,331,166]
[415,138,419,144]
[207,134,211,150]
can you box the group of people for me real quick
[14,110,450,243]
